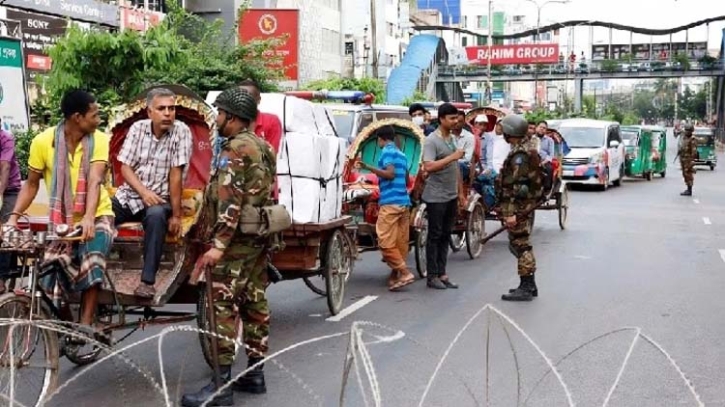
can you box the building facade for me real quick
[342,0,411,80]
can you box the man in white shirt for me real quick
[453,110,476,181]
[476,119,510,208]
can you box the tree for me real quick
[302,77,387,103]
[37,0,284,126]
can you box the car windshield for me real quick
[621,130,638,146]
[331,110,356,140]
[559,127,604,148]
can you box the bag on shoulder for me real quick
[239,204,292,236]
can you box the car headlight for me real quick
[589,153,604,164]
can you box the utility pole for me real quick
[486,0,493,104]
[370,0,379,79]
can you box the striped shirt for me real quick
[115,119,193,214]
[377,142,411,206]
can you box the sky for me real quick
[462,0,725,51]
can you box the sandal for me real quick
[389,272,415,291]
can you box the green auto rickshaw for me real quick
[621,126,654,180]
[647,125,667,177]
[693,127,717,170]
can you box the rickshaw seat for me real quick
[108,187,204,243]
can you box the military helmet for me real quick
[214,88,258,122]
[500,114,528,138]
[683,123,694,131]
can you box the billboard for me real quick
[5,9,68,80]
[465,44,559,65]
[590,42,708,61]
[0,37,30,132]
[2,0,119,27]
[239,9,299,82]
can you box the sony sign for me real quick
[3,0,120,27]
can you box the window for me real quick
[477,36,487,46]
[607,125,621,146]
[387,22,395,36]
[477,15,488,29]
[463,16,468,28]
[358,113,374,134]
[462,37,468,47]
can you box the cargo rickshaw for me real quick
[693,127,717,170]
[341,118,428,278]
[0,85,356,406]
[621,125,654,180]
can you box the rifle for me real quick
[479,203,542,245]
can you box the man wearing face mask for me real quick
[409,103,435,136]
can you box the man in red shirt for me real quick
[239,79,282,154]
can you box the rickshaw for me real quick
[621,125,654,180]
[693,127,717,170]
[341,118,428,278]
[538,129,570,230]
[649,125,667,177]
[0,85,356,406]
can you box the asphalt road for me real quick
[19,130,725,406]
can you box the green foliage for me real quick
[36,0,282,127]
[674,53,691,70]
[302,77,387,103]
[13,130,37,180]
[601,59,619,73]
[400,91,431,106]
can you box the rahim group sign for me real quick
[465,44,560,65]
[238,9,299,82]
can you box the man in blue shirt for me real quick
[358,125,415,291]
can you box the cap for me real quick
[474,114,488,123]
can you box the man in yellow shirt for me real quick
[7,90,114,339]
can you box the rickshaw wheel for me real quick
[0,293,59,406]
[323,229,353,316]
[557,188,569,230]
[196,287,243,370]
[465,202,485,259]
[414,211,428,279]
[302,276,327,297]
[449,234,465,253]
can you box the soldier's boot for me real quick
[680,186,692,196]
[508,274,538,297]
[502,275,535,302]
[233,357,266,394]
[181,365,233,407]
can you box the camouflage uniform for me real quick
[496,143,543,277]
[679,135,698,188]
[199,129,276,365]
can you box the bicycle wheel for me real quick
[0,293,59,406]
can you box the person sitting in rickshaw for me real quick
[111,88,193,299]
[453,110,476,182]
[472,114,488,137]
[476,119,510,208]
[535,121,555,193]
[7,90,114,337]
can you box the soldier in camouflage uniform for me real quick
[495,115,544,302]
[678,123,698,196]
[182,89,276,407]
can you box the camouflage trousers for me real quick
[211,245,270,365]
[680,159,695,187]
[508,215,536,276]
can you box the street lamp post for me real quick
[487,0,493,105]
[522,0,570,107]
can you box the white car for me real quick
[558,119,626,191]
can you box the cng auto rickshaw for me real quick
[621,126,654,180]
[648,125,667,177]
[693,127,717,170]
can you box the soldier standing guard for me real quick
[678,123,698,196]
[182,89,277,407]
[495,115,544,302]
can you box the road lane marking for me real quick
[719,250,725,263]
[326,295,378,322]
[693,199,700,204]
[703,217,712,225]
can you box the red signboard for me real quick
[238,9,299,81]
[121,7,163,31]
[466,44,560,65]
